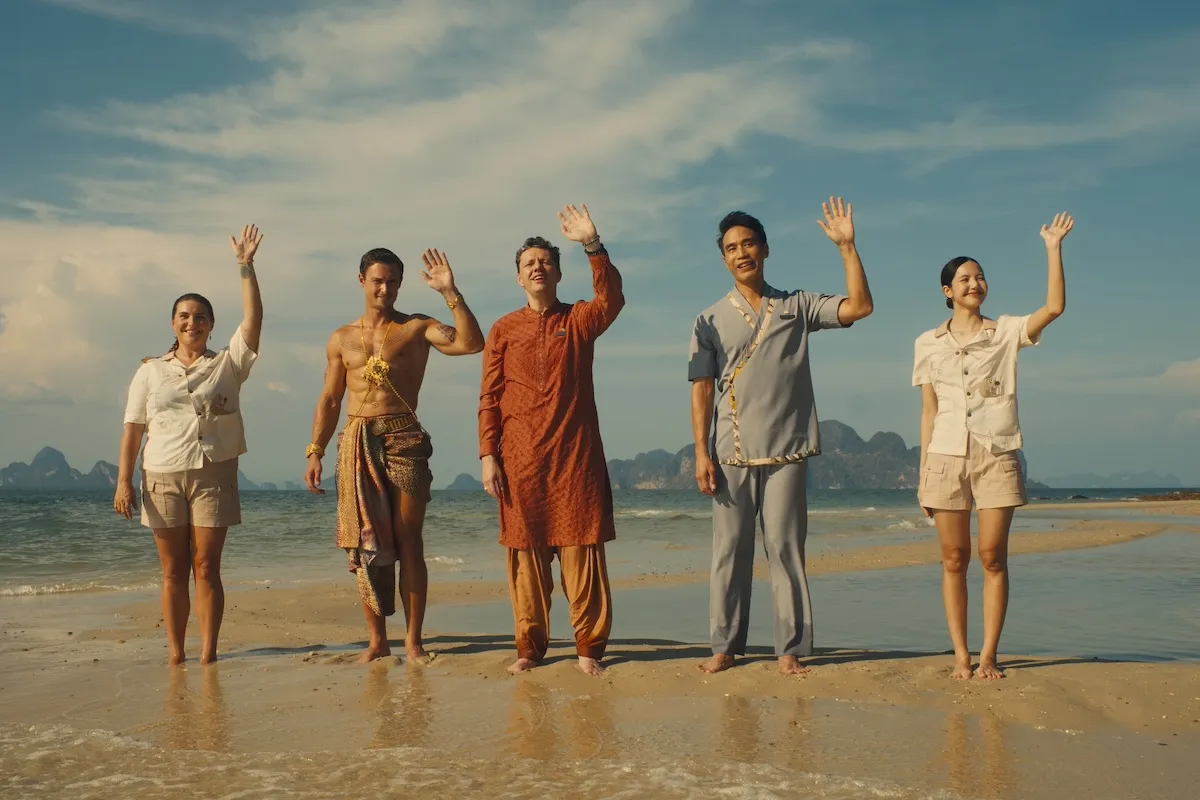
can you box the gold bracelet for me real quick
[445,292,463,311]
[305,443,325,458]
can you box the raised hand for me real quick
[1040,212,1074,247]
[816,196,855,246]
[230,224,264,263]
[421,249,458,296]
[482,455,507,501]
[558,204,598,244]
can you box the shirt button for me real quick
[966,391,972,397]
[198,435,204,441]
[963,369,969,375]
[966,411,972,417]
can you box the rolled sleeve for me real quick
[687,317,718,381]
[228,324,259,382]
[123,366,150,425]
[1014,314,1041,349]
[802,292,850,331]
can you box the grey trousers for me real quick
[710,461,812,657]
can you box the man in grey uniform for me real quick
[688,197,874,675]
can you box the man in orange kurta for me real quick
[478,204,624,676]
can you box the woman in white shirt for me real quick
[113,224,264,667]
[912,212,1074,680]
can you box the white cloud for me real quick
[266,381,290,394]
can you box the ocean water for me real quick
[0,487,1158,597]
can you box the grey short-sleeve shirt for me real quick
[688,285,848,466]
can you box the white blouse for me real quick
[912,315,1039,456]
[123,325,258,472]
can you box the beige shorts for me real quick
[141,457,242,529]
[919,440,1026,511]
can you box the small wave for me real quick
[429,556,466,566]
[0,581,157,597]
[887,519,918,530]
[617,510,712,520]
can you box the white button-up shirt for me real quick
[123,325,258,472]
[912,315,1038,456]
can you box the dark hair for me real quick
[514,236,561,272]
[359,247,404,279]
[168,292,214,353]
[940,256,979,309]
[717,211,768,251]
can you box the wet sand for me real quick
[2,503,1198,798]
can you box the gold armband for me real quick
[305,443,325,458]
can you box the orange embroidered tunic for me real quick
[478,251,624,550]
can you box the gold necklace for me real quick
[360,317,394,389]
[355,317,415,417]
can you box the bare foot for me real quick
[168,653,186,667]
[199,652,218,666]
[698,653,736,674]
[507,658,538,674]
[577,657,605,676]
[406,642,432,664]
[950,655,974,680]
[778,655,810,676]
[356,644,392,664]
[975,658,1005,680]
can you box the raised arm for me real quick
[1026,212,1073,342]
[559,204,625,338]
[230,224,265,353]
[304,331,348,494]
[816,197,874,325]
[420,248,485,355]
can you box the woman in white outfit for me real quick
[912,213,1074,680]
[113,225,264,666]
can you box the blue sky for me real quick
[2,0,1198,487]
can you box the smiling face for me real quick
[517,247,561,297]
[944,260,988,311]
[359,262,402,311]
[171,299,213,351]
[720,225,768,285]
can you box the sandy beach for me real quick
[3,499,1198,798]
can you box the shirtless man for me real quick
[304,247,484,663]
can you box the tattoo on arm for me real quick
[436,324,457,343]
[239,263,255,279]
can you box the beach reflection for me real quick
[942,711,1014,799]
[504,678,618,760]
[363,663,433,750]
[161,667,229,752]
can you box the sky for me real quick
[1,0,1198,488]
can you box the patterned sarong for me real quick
[335,413,433,616]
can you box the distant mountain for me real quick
[0,447,277,491]
[1,448,119,489]
[1041,472,1183,489]
[607,420,1049,492]
[445,473,484,491]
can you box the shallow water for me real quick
[0,487,1142,596]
